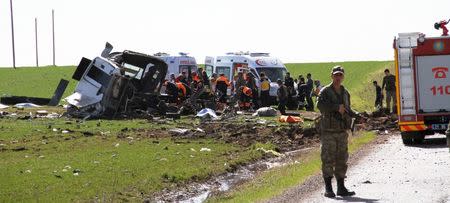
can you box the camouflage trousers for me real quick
[320,130,349,179]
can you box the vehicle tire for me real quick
[401,132,413,145]
[412,134,425,144]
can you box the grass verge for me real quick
[0,117,265,202]
[207,131,377,203]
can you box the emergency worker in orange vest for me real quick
[216,73,230,103]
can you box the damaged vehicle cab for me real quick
[66,43,168,118]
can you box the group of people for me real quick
[163,67,325,114]
[163,67,211,104]
[162,68,268,110]
[372,69,397,113]
[276,72,322,114]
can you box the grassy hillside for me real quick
[0,61,394,111]
[285,61,394,111]
[0,66,77,99]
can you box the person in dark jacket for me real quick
[382,69,397,113]
[216,73,230,103]
[284,72,295,108]
[306,73,314,111]
[246,74,259,109]
[297,77,307,110]
[373,81,383,109]
[277,79,288,115]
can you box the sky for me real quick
[1,0,450,67]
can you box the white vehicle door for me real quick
[416,55,450,113]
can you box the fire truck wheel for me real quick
[412,135,425,144]
[401,132,414,145]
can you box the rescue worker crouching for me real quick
[163,80,189,104]
[239,86,253,110]
[317,65,358,198]
[216,73,230,103]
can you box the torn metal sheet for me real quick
[14,103,42,108]
[0,104,8,109]
[65,42,168,119]
[48,79,69,106]
[1,79,69,106]
[1,96,50,105]
[65,92,103,108]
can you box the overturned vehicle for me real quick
[65,43,168,119]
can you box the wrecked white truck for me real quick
[65,43,168,119]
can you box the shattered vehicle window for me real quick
[86,65,111,87]
[122,63,144,79]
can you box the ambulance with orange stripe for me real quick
[394,32,450,144]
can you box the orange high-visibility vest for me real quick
[216,76,230,86]
[176,82,187,96]
[192,75,200,82]
[242,86,252,97]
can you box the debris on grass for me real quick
[278,115,304,123]
[256,147,283,157]
[252,107,278,117]
[12,146,27,151]
[0,103,9,109]
[196,108,219,120]
[169,128,190,136]
[14,103,42,108]
[200,148,211,152]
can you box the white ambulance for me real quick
[205,52,288,99]
[394,32,450,144]
[156,52,198,79]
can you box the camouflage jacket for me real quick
[317,83,357,132]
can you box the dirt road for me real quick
[270,133,450,203]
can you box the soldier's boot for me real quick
[336,178,356,196]
[324,177,336,198]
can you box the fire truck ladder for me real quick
[397,35,417,115]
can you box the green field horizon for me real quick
[0,60,394,112]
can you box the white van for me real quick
[156,52,198,79]
[205,52,288,98]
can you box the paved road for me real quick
[276,134,450,203]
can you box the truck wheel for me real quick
[412,134,425,144]
[401,132,413,145]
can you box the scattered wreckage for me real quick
[65,43,168,119]
[64,43,216,119]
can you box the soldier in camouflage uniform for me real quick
[317,66,357,198]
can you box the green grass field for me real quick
[0,117,269,202]
[0,66,77,99]
[286,61,394,111]
[0,61,391,201]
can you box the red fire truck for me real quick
[393,32,450,145]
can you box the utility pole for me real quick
[10,0,16,69]
[35,18,39,67]
[52,9,56,66]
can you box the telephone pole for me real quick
[35,18,39,67]
[52,9,56,66]
[10,0,16,69]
